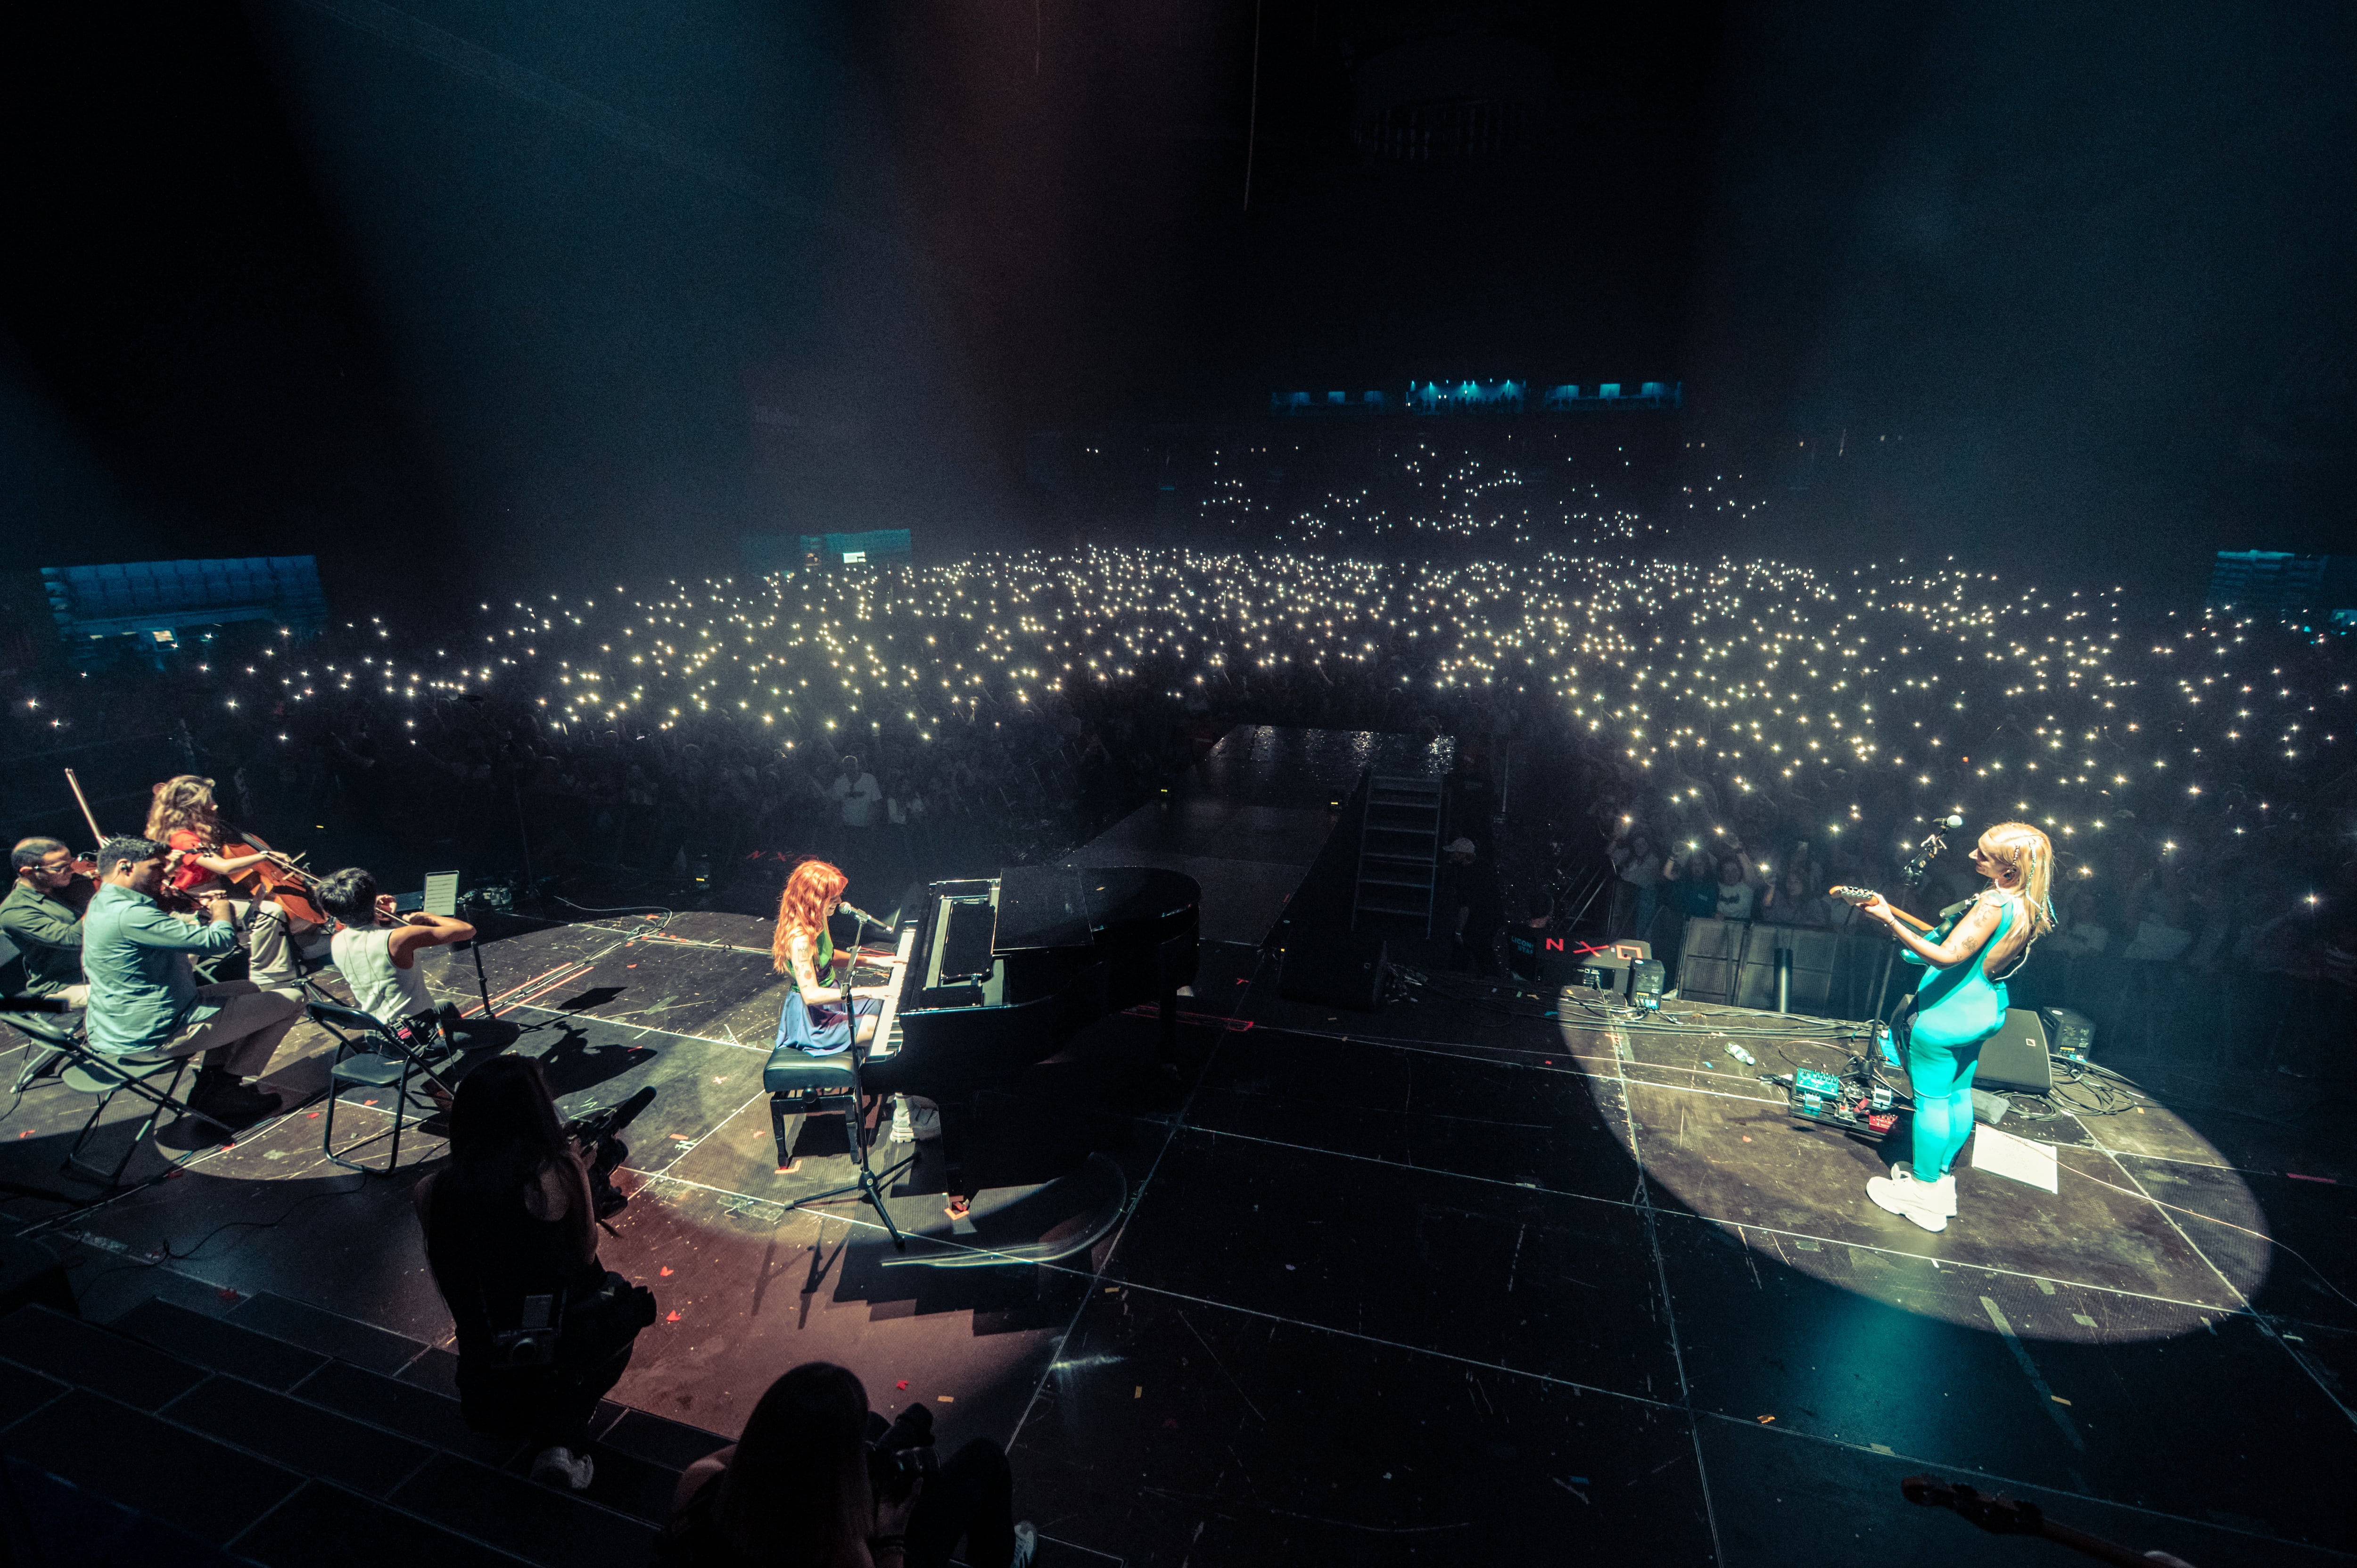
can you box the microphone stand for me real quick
[1897,828,1950,891]
[784,908,917,1251]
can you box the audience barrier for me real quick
[1663,914,2341,1069]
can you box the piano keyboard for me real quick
[862,923,917,1059]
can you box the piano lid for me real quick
[1077,867,1200,929]
[993,865,1093,952]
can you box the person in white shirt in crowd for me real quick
[1713,853,1756,922]
[2119,883,2193,963]
[2045,888,2111,959]
[828,754,883,848]
[314,867,476,1054]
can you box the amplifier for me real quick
[1539,937,1648,991]
[2037,1005,2094,1062]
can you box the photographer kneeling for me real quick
[664,1361,1033,1568]
[412,1055,657,1490]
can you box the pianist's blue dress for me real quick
[775,926,881,1057]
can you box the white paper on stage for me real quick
[1970,1124,2059,1193]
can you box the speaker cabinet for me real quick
[1977,1008,2054,1092]
[1279,929,1388,1012]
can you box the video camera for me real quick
[567,1085,657,1221]
[868,1406,940,1503]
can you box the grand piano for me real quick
[764,864,1199,1209]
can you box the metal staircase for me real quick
[1351,774,1444,935]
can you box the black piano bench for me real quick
[764,1048,861,1171]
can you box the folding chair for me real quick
[9,1013,235,1188]
[305,1000,454,1175]
[9,1008,78,1094]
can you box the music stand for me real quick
[783,910,917,1250]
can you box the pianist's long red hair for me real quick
[773,858,848,974]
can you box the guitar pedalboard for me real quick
[1771,1064,1898,1145]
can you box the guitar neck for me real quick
[1830,886,1936,933]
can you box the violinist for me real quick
[144,775,322,989]
[3,838,93,1007]
[314,867,473,1056]
[83,836,301,1128]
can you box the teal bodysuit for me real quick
[1900,892,2019,1181]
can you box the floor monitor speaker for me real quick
[1977,1008,2054,1093]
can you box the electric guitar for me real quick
[1830,885,1941,934]
[1832,886,2032,979]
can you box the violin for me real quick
[219,824,330,927]
[58,768,201,917]
[53,857,100,913]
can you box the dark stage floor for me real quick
[2,729,2351,1565]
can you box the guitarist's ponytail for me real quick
[1980,822,2055,937]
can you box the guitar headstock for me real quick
[1830,885,1882,908]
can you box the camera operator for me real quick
[663,1361,1032,1568]
[313,866,472,1056]
[412,1055,657,1491]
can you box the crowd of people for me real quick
[1192,429,1663,548]
[7,544,2352,990]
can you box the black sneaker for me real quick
[191,1077,283,1127]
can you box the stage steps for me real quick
[1351,774,1444,935]
[0,1292,732,1565]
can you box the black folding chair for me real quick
[7,1013,236,1188]
[305,1000,453,1174]
[9,1007,77,1094]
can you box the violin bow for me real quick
[63,768,107,847]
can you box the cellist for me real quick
[143,775,325,988]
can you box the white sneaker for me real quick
[889,1095,915,1144]
[1011,1521,1038,1568]
[530,1446,594,1490]
[1866,1168,1949,1233]
[1890,1163,1957,1216]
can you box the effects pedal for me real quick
[1778,1067,1895,1146]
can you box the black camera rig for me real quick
[568,1085,657,1222]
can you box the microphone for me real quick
[1940,815,1965,830]
[840,902,893,933]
